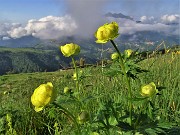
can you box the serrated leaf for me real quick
[117,121,133,130]
[81,95,95,103]
[154,128,166,133]
[145,128,158,135]
[108,116,118,126]
[135,132,144,135]
[47,108,56,119]
[103,70,120,77]
[157,122,175,129]
[117,131,133,135]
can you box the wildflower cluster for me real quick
[29,21,172,135]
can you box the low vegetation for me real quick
[0,22,179,135]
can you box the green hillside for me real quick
[0,52,179,134]
[0,46,101,75]
[0,47,70,75]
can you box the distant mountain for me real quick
[0,36,40,48]
[0,32,178,75]
[105,12,133,20]
[0,32,178,54]
[0,12,179,50]
[119,31,179,43]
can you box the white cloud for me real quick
[0,14,179,40]
[8,27,27,38]
[2,36,10,40]
[140,16,155,24]
[65,0,106,38]
[25,15,77,39]
[106,17,179,36]
[161,14,180,24]
[0,23,21,36]
[0,15,77,39]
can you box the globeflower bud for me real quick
[72,72,77,81]
[60,43,80,57]
[176,51,180,55]
[95,22,119,44]
[140,82,158,97]
[124,49,133,58]
[111,52,119,60]
[72,70,83,81]
[77,111,90,124]
[64,87,71,94]
[31,82,56,112]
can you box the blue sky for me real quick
[0,0,179,40]
[0,0,62,22]
[107,0,180,18]
[0,0,179,23]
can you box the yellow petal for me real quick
[95,22,119,44]
[34,106,44,112]
[31,82,55,112]
[60,43,80,57]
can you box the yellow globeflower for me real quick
[60,43,80,57]
[64,87,71,94]
[31,82,56,112]
[95,22,119,43]
[176,51,180,55]
[140,82,158,97]
[124,49,133,58]
[111,52,119,60]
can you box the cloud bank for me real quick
[1,15,77,40]
[64,0,107,38]
[107,14,179,36]
[161,14,179,24]
[140,16,156,24]
[0,14,179,40]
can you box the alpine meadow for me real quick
[0,20,180,135]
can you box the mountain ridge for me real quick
[105,12,134,20]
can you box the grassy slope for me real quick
[0,53,179,134]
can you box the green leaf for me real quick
[117,131,133,135]
[81,96,95,103]
[157,122,175,129]
[129,97,148,101]
[108,116,118,126]
[154,128,166,134]
[0,117,5,133]
[117,121,133,130]
[145,128,158,135]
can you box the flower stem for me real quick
[52,102,80,133]
[71,56,80,99]
[110,40,133,126]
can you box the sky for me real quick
[0,0,179,40]
[0,0,179,23]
